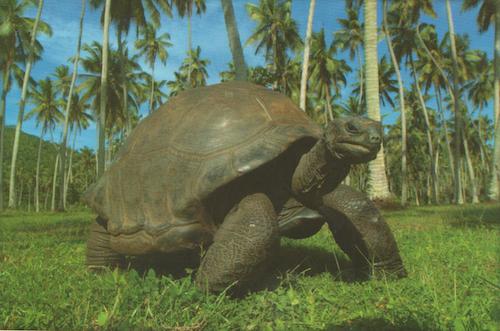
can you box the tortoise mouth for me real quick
[333,142,379,163]
[336,142,374,154]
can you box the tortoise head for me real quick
[323,116,382,164]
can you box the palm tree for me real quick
[90,0,172,174]
[466,53,494,110]
[299,0,316,111]
[341,96,364,116]
[352,56,397,109]
[26,77,63,212]
[88,0,112,178]
[445,0,465,204]
[64,92,92,206]
[167,71,188,97]
[462,0,499,200]
[310,29,351,121]
[180,46,210,88]
[172,0,206,86]
[93,0,172,34]
[140,74,168,111]
[280,56,302,100]
[246,0,302,90]
[415,24,457,201]
[444,33,483,203]
[0,0,37,210]
[56,0,86,210]
[118,42,146,136]
[382,0,408,205]
[364,0,390,199]
[387,0,441,202]
[334,1,364,107]
[8,0,52,208]
[135,23,172,113]
[221,0,247,81]
[79,41,143,165]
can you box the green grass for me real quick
[1,204,499,330]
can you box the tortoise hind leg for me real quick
[195,193,279,293]
[86,219,125,270]
[278,197,325,239]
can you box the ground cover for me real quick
[0,204,498,330]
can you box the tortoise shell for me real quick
[83,81,321,255]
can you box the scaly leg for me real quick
[195,193,279,292]
[320,185,406,278]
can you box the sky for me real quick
[5,0,494,150]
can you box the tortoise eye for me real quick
[346,122,359,133]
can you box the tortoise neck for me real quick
[291,138,350,207]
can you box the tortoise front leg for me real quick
[319,185,406,278]
[195,193,279,293]
[86,218,125,270]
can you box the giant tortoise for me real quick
[83,81,405,292]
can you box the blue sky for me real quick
[5,0,494,150]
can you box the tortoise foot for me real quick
[86,220,125,270]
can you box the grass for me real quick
[0,204,499,330]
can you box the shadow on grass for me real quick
[275,244,351,278]
[122,243,359,295]
[12,218,90,234]
[446,205,500,229]
[324,317,424,331]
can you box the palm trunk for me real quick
[445,0,464,204]
[434,147,440,199]
[17,180,23,208]
[98,0,112,178]
[461,160,467,200]
[221,0,248,81]
[8,0,44,208]
[436,87,455,176]
[0,61,11,211]
[63,130,76,208]
[357,47,364,109]
[58,0,85,211]
[325,85,334,121]
[411,58,438,204]
[124,83,131,136]
[35,130,44,212]
[488,1,500,200]
[187,13,192,87]
[27,187,31,212]
[299,0,316,111]
[149,61,156,113]
[51,153,59,212]
[272,32,279,90]
[106,135,112,165]
[462,130,479,203]
[383,0,407,205]
[472,119,486,169]
[44,188,49,210]
[364,0,391,199]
